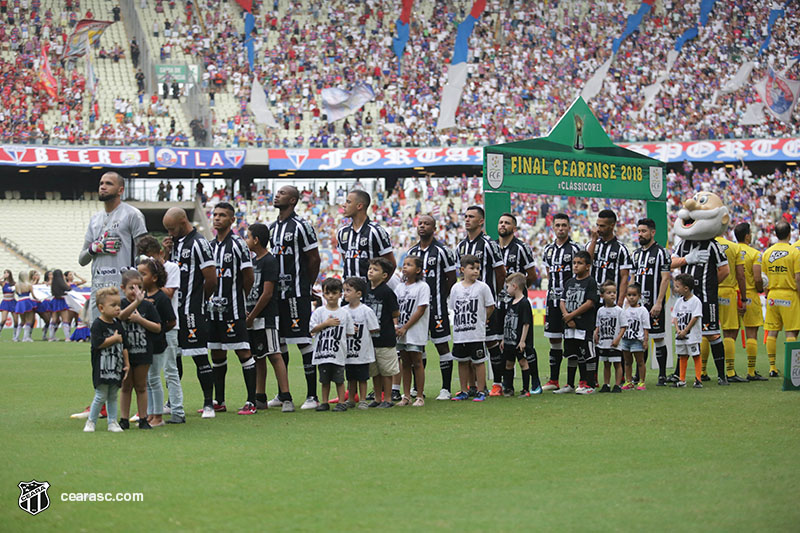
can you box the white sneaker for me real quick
[130,413,140,422]
[267,395,283,408]
[435,389,451,401]
[70,409,91,419]
[410,387,418,398]
[281,400,295,412]
[300,396,319,410]
[574,385,587,394]
[553,384,575,394]
[108,421,123,433]
[201,406,216,419]
[576,386,595,395]
[83,420,95,432]
[163,404,171,415]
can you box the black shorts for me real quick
[452,342,488,363]
[208,317,251,351]
[644,304,666,338]
[429,310,451,343]
[178,310,208,357]
[318,363,345,385]
[597,347,623,363]
[544,298,564,338]
[503,346,526,363]
[345,363,370,382]
[248,327,280,359]
[278,296,312,345]
[701,299,720,335]
[128,351,153,366]
[564,338,595,363]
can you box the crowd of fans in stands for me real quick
[0,0,798,148]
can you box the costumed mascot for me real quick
[670,192,732,385]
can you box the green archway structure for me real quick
[483,97,668,246]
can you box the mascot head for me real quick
[673,191,729,241]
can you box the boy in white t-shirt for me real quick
[394,256,430,407]
[310,278,355,412]
[594,280,626,393]
[448,254,495,403]
[671,273,704,388]
[620,283,650,391]
[343,277,379,410]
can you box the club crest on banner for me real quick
[649,166,663,198]
[18,480,50,516]
[286,149,309,169]
[486,153,503,189]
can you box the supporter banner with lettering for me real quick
[62,20,114,60]
[0,147,149,167]
[154,148,246,169]
[268,147,483,170]
[619,138,800,163]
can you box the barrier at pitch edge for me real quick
[783,341,800,391]
[0,146,150,167]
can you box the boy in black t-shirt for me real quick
[245,223,294,412]
[500,273,541,396]
[558,251,599,395]
[364,258,400,408]
[85,287,130,433]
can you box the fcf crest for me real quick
[486,153,503,189]
[649,166,663,199]
[18,480,50,516]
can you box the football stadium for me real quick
[2,0,800,529]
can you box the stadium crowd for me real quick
[1,0,798,147]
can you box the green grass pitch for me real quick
[2,327,799,531]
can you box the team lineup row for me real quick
[74,173,799,430]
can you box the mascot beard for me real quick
[674,192,730,242]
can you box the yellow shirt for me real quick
[738,243,762,291]
[715,236,740,290]
[792,239,800,253]
[759,242,800,292]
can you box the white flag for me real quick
[581,56,613,101]
[321,83,375,123]
[436,62,468,129]
[739,102,766,125]
[720,61,755,95]
[637,50,679,117]
[249,76,278,128]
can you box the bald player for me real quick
[72,171,147,420]
[759,221,800,377]
[712,231,748,382]
[734,222,767,380]
[162,207,219,418]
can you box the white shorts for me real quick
[675,342,700,356]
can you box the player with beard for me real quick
[670,192,731,385]
[407,215,458,400]
[542,213,582,391]
[631,218,671,385]
[457,206,506,396]
[162,207,218,418]
[270,186,322,410]
[71,172,147,420]
[496,213,537,393]
[207,202,257,415]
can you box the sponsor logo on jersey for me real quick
[769,250,789,262]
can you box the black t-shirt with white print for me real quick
[503,297,534,352]
[90,317,130,388]
[120,298,160,358]
[561,275,599,333]
[364,282,399,348]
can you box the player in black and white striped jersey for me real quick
[407,215,458,400]
[542,213,582,392]
[270,186,321,410]
[457,206,506,396]
[337,190,396,280]
[496,213,538,393]
[162,207,218,418]
[208,202,257,416]
[586,209,631,387]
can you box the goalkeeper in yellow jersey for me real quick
[734,223,767,380]
[758,221,800,378]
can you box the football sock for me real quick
[654,342,668,378]
[300,345,316,399]
[526,350,541,388]
[746,338,758,376]
[522,368,531,391]
[586,358,598,388]
[723,337,736,377]
[61,322,70,339]
[193,356,214,407]
[391,383,401,391]
[23,324,32,341]
[439,358,453,392]
[549,347,563,382]
[577,361,587,385]
[488,343,503,385]
[241,357,256,404]
[700,337,710,374]
[693,355,702,381]
[766,336,777,371]
[502,368,514,391]
[212,359,228,404]
[566,359,577,388]
[709,338,725,377]
[679,356,688,382]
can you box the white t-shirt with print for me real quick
[346,303,379,364]
[672,294,703,346]
[394,281,430,347]
[622,305,650,341]
[310,307,354,366]
[448,280,495,344]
